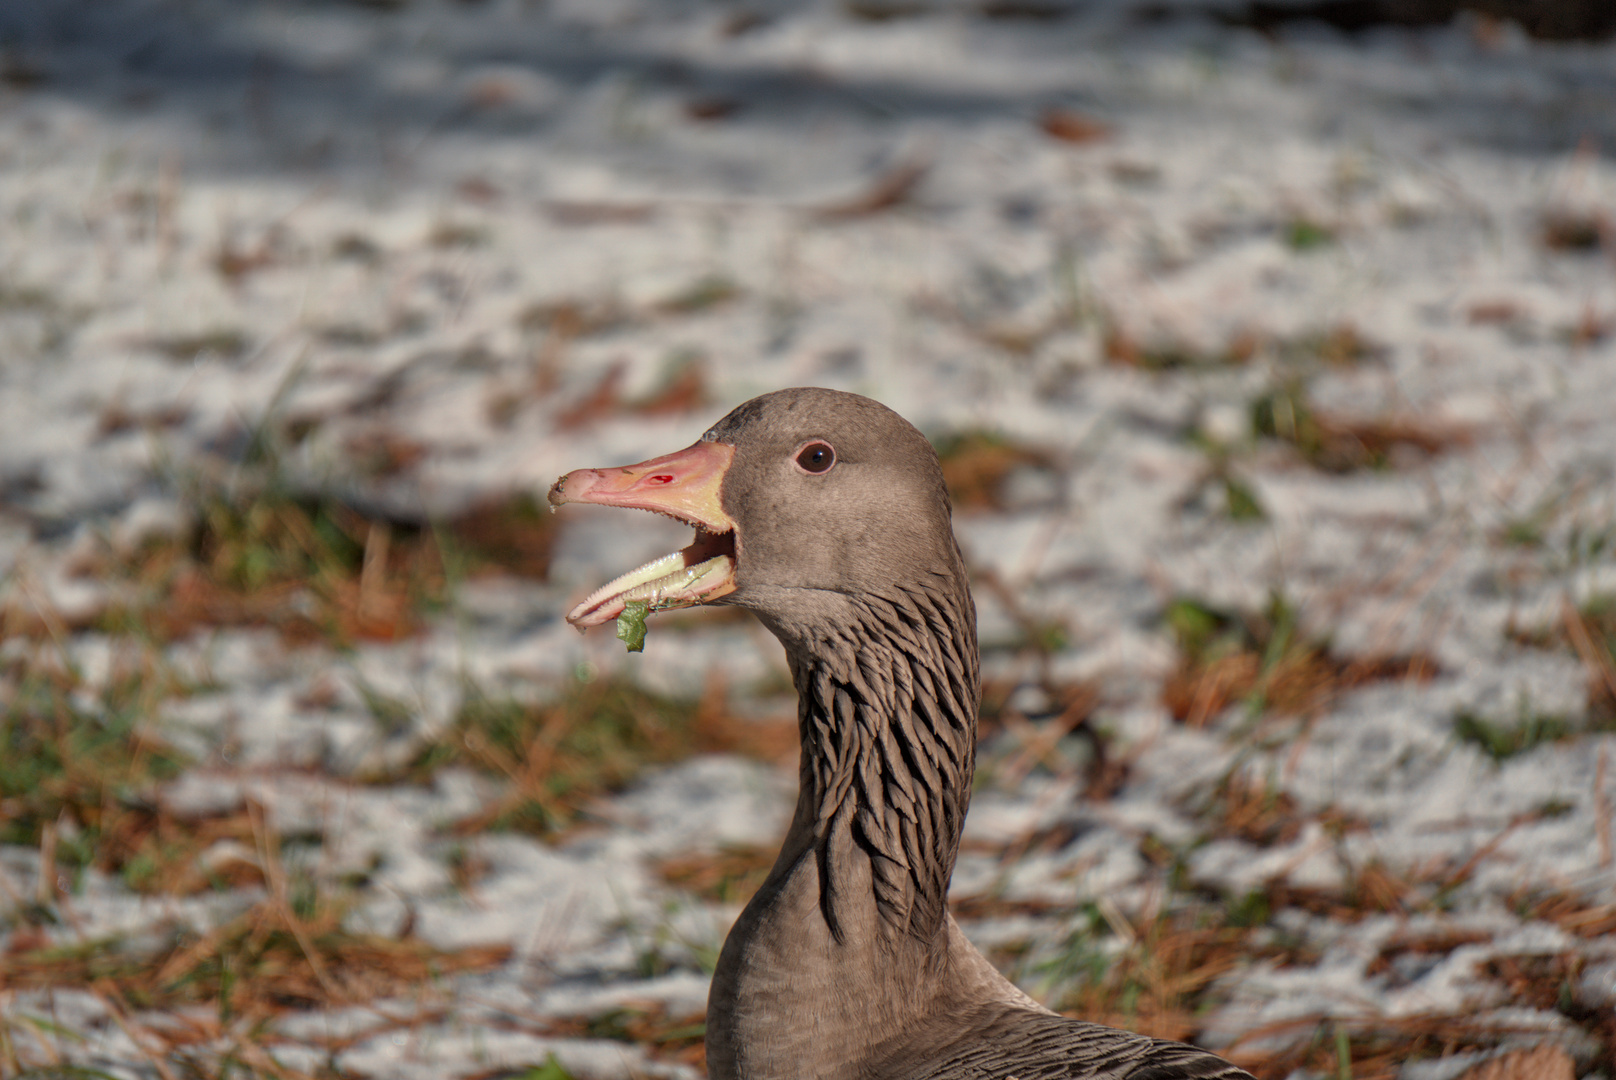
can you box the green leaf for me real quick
[1454,709,1570,762]
[514,1054,577,1080]
[1285,219,1335,251]
[1223,476,1266,522]
[616,601,650,653]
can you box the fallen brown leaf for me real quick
[814,157,929,220]
[1458,1042,1574,1080]
[1039,107,1111,144]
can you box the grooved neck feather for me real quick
[778,576,978,944]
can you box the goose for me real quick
[549,387,1251,1080]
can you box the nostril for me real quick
[649,474,674,484]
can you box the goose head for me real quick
[549,387,961,635]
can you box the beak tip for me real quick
[547,474,571,509]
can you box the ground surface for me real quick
[1,1,1615,1078]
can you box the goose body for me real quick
[550,388,1251,1080]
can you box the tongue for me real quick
[566,545,736,628]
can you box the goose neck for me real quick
[776,579,980,944]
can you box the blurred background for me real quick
[1,1,1614,1078]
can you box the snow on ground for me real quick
[1,0,1615,1077]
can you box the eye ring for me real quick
[793,440,836,475]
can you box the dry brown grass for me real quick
[541,1004,708,1069]
[1225,949,1606,1080]
[1056,913,1254,1043]
[1197,770,1367,850]
[971,563,1123,797]
[1301,324,1385,368]
[1480,951,1615,1074]
[0,487,554,649]
[502,279,732,424]
[1207,772,1305,846]
[1228,927,1609,1080]
[0,589,772,1076]
[1,799,508,1077]
[1165,649,1436,728]
[949,893,1072,921]
[656,843,777,907]
[978,672,1126,799]
[1016,876,1577,1079]
[0,645,192,889]
[1210,803,1561,932]
[415,674,795,838]
[79,802,269,897]
[555,356,710,431]
[1517,889,1616,939]
[2,897,508,1016]
[1227,1015,1534,1080]
[0,648,495,1020]
[1364,926,1497,984]
[47,488,557,649]
[1252,383,1472,474]
[960,845,1608,1080]
[1103,327,1261,372]
[1162,595,1438,727]
[1033,896,1324,1049]
[933,431,1058,512]
[1458,1046,1576,1080]
[517,296,630,340]
[1105,322,1381,375]
[1509,597,1616,725]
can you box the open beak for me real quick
[548,440,738,629]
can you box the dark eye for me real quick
[794,441,836,474]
